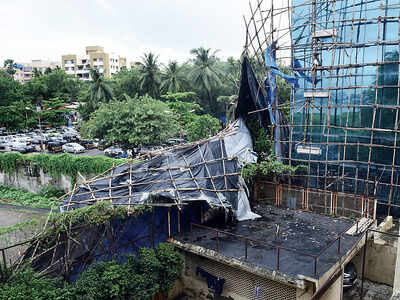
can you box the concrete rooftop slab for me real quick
[173,205,362,279]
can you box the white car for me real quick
[62,143,85,154]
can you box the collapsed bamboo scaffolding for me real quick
[60,120,247,212]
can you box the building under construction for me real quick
[243,0,400,217]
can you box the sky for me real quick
[0,0,251,65]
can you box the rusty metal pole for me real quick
[151,208,155,248]
[167,208,171,238]
[314,257,318,276]
[360,230,368,300]
[245,239,248,261]
[1,250,6,278]
[178,208,181,233]
[216,231,219,252]
[190,223,193,244]
[277,246,280,271]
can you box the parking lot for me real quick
[0,126,126,158]
[0,126,185,159]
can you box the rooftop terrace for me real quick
[173,205,362,279]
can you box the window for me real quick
[94,58,97,62]
[99,58,103,62]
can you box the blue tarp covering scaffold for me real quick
[22,120,260,278]
[24,204,203,279]
[285,0,400,216]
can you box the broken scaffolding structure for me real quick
[243,0,400,217]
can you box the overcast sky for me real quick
[0,0,251,65]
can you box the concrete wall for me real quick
[352,240,396,286]
[181,251,298,300]
[322,272,343,300]
[0,163,91,193]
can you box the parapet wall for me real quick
[254,178,376,219]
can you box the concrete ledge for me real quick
[375,216,393,245]
[167,237,305,290]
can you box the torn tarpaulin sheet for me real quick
[234,57,271,130]
[265,42,299,88]
[61,118,260,221]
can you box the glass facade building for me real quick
[286,0,400,215]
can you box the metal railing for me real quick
[190,218,362,277]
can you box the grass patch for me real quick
[0,185,60,209]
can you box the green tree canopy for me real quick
[110,68,141,101]
[81,95,179,147]
[0,70,23,106]
[3,59,17,75]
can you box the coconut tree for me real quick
[160,61,188,93]
[189,47,222,111]
[139,52,161,98]
[89,68,114,103]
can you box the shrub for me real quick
[38,185,65,199]
[0,184,59,209]
[0,266,66,300]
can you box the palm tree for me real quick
[160,61,188,93]
[89,68,114,103]
[190,47,222,110]
[139,52,160,98]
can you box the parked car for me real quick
[104,145,124,158]
[10,142,30,154]
[98,140,111,150]
[63,133,79,142]
[62,143,85,154]
[48,141,64,153]
[79,139,96,149]
[166,138,185,146]
[343,262,357,290]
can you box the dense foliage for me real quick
[0,244,183,300]
[0,152,127,185]
[0,203,180,299]
[1,47,257,131]
[81,94,221,146]
[81,95,179,147]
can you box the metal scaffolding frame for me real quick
[243,0,400,217]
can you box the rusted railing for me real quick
[190,217,361,277]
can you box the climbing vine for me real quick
[0,153,129,186]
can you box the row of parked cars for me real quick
[0,127,93,154]
[0,126,188,158]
